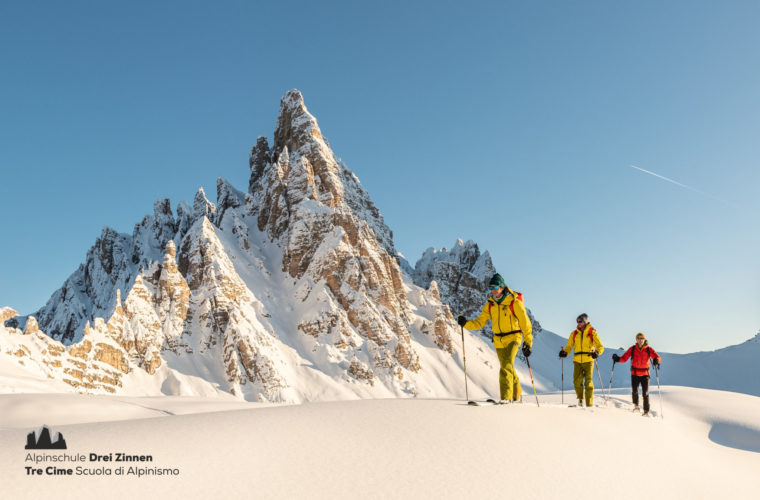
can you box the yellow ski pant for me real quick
[496,341,521,401]
[573,361,595,407]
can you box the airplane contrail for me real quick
[629,165,735,207]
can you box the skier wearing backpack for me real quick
[559,313,604,407]
[457,273,533,403]
[612,332,662,415]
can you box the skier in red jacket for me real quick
[612,332,662,416]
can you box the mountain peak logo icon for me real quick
[25,426,67,449]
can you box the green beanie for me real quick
[489,273,506,289]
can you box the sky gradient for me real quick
[1,0,758,353]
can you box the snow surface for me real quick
[1,387,758,499]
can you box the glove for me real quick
[457,315,467,327]
[612,354,620,362]
[653,358,660,367]
[591,352,598,359]
[558,349,567,358]
[522,344,531,358]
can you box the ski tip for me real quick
[467,401,479,406]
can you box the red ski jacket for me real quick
[618,342,661,376]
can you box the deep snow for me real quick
[1,387,758,499]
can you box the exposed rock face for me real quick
[1,307,18,325]
[29,226,130,343]
[23,316,40,335]
[251,91,395,257]
[2,316,130,394]
[420,303,454,354]
[2,89,531,402]
[177,217,289,400]
[411,239,496,320]
[246,90,420,380]
[132,198,177,268]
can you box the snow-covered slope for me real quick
[1,388,757,499]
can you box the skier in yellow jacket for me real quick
[457,273,533,403]
[559,313,604,407]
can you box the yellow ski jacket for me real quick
[464,288,533,349]
[563,324,604,363]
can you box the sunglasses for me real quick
[576,320,585,324]
[489,285,501,290]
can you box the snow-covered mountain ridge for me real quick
[0,90,517,402]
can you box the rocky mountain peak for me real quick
[215,177,245,227]
[273,90,322,159]
[1,307,17,325]
[96,226,124,275]
[193,188,216,221]
[1,90,517,403]
[410,240,495,331]
[270,89,344,211]
[241,90,424,381]
[249,90,394,256]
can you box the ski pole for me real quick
[524,355,540,407]
[459,324,476,406]
[594,357,608,404]
[561,355,564,405]
[655,363,664,418]
[607,360,616,401]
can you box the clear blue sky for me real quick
[2,1,758,353]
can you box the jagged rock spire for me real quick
[249,136,271,193]
[193,188,216,221]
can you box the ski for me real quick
[466,398,498,406]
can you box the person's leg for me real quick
[573,362,584,403]
[631,374,640,407]
[512,372,522,401]
[583,362,595,407]
[642,375,651,412]
[507,342,522,401]
[496,346,517,400]
[505,341,521,401]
